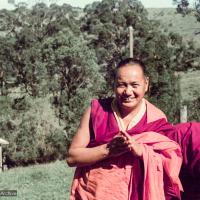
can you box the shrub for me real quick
[1,96,66,166]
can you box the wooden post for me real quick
[177,73,188,123]
[0,138,9,172]
[180,105,187,122]
[129,26,133,58]
[0,144,2,172]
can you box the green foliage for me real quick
[173,0,190,15]
[81,0,194,122]
[0,96,67,165]
[41,29,105,140]
[0,3,105,165]
[0,3,81,97]
[81,0,149,89]
[187,97,200,121]
[0,1,199,166]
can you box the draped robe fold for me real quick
[173,122,200,200]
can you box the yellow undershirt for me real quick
[111,98,146,131]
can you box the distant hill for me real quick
[147,8,200,47]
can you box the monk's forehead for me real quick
[116,64,144,78]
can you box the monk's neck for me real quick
[118,102,142,119]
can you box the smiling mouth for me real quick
[121,97,136,102]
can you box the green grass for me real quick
[0,160,75,200]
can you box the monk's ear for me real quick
[145,76,149,92]
[112,79,117,91]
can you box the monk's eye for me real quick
[131,83,140,88]
[116,83,126,88]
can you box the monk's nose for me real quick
[124,85,132,95]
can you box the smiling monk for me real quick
[67,58,183,200]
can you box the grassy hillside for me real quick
[147,8,200,47]
[178,70,200,102]
[147,8,200,107]
[0,160,74,200]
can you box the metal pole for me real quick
[129,26,133,58]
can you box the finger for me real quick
[108,139,127,149]
[114,141,127,148]
[111,147,130,154]
[109,147,129,156]
[114,132,123,138]
[113,136,126,144]
[120,135,128,141]
[122,132,137,144]
[120,131,130,139]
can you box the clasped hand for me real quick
[107,131,143,158]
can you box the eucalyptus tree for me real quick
[0,3,105,164]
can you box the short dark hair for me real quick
[116,58,147,77]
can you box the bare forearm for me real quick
[66,144,109,167]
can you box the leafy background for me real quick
[0,1,199,198]
[0,0,200,166]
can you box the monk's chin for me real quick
[120,101,138,110]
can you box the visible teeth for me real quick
[123,98,134,101]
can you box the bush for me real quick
[187,97,200,121]
[0,96,67,166]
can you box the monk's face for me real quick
[114,64,149,113]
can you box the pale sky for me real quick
[0,0,187,10]
[58,0,176,8]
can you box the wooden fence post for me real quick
[0,144,2,172]
[180,105,188,123]
[0,138,9,172]
[129,26,133,58]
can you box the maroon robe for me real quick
[71,98,200,200]
[88,98,181,200]
[174,123,200,200]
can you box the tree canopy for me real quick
[0,0,199,166]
